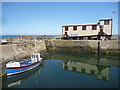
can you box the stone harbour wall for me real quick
[46,40,120,55]
[1,39,119,63]
[0,39,119,77]
[0,39,46,64]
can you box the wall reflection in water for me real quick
[47,50,119,83]
[63,60,110,82]
[2,50,119,88]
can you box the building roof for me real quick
[62,18,112,27]
[99,18,112,21]
[62,23,98,27]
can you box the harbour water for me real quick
[2,50,119,88]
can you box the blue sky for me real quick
[2,2,118,35]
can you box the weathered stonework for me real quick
[1,39,119,77]
[0,40,46,64]
[46,40,120,55]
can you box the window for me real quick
[71,61,78,64]
[82,26,86,30]
[73,34,78,36]
[81,68,85,73]
[73,26,77,30]
[104,20,109,25]
[32,55,35,58]
[65,26,68,31]
[65,66,68,70]
[100,29,103,32]
[99,25,104,29]
[72,67,77,71]
[36,55,39,61]
[92,25,97,30]
[91,70,95,74]
[70,34,73,36]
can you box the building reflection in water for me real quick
[47,50,118,83]
[3,50,119,88]
[62,60,110,82]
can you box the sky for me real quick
[2,2,118,35]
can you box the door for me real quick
[100,29,103,32]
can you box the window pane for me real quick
[82,26,86,30]
[104,20,109,25]
[92,25,97,30]
[100,25,104,29]
[65,26,68,31]
[73,26,77,30]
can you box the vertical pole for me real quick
[98,41,100,55]
[97,53,100,65]
[97,41,100,73]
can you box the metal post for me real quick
[98,41,100,55]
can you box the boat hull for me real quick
[6,61,42,76]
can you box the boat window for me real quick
[36,54,39,61]
[32,55,33,58]
[32,55,35,58]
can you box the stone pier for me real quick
[46,40,119,55]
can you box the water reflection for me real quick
[7,80,21,88]
[63,60,110,82]
[3,61,45,88]
[47,50,119,83]
[2,50,119,88]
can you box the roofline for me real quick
[62,18,112,27]
[99,19,112,21]
[62,23,98,27]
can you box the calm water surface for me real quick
[2,50,119,88]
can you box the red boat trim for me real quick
[7,62,41,76]
[7,61,41,70]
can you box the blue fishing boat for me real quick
[3,64,42,88]
[6,52,42,76]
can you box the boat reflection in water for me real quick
[3,61,45,88]
[7,80,21,88]
[62,60,110,82]
[2,50,119,88]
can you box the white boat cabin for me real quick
[6,53,42,68]
[31,53,42,63]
